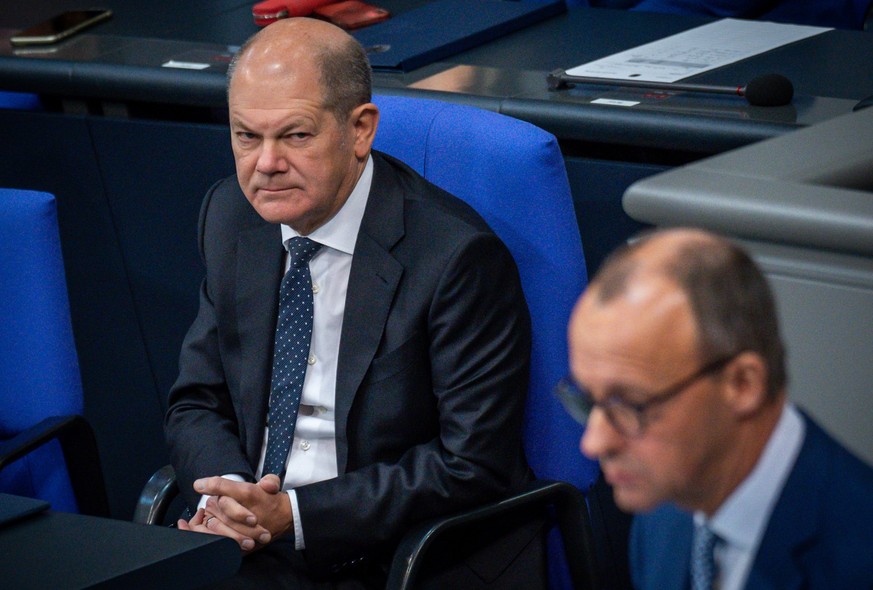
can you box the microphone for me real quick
[547,70,794,107]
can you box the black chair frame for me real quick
[0,414,110,517]
[134,467,598,589]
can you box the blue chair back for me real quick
[0,189,82,513]
[0,91,41,111]
[373,95,599,588]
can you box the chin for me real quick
[612,487,663,514]
[249,201,302,226]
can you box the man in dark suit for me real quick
[558,228,873,589]
[165,17,534,588]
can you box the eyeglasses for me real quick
[554,354,738,438]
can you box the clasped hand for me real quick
[177,474,293,553]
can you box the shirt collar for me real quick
[696,402,805,551]
[280,154,373,255]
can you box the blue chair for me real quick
[0,91,41,111]
[372,94,598,589]
[0,188,108,516]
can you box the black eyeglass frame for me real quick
[555,353,739,438]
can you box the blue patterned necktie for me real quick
[691,522,720,590]
[262,237,321,481]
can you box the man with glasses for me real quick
[559,228,873,589]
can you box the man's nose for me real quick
[580,407,622,460]
[255,140,289,174]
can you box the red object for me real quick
[252,0,338,26]
[313,1,390,30]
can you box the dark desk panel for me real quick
[0,502,240,589]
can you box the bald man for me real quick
[165,18,536,588]
[560,229,873,589]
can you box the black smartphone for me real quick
[10,9,112,46]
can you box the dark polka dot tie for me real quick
[263,237,321,481]
[691,523,719,590]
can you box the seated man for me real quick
[560,228,873,589]
[166,17,536,588]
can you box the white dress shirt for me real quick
[694,402,805,590]
[200,156,372,550]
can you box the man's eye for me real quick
[236,132,257,141]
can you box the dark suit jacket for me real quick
[165,151,533,578]
[629,411,873,589]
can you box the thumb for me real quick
[258,473,282,494]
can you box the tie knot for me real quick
[286,237,321,268]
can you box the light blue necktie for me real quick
[691,522,720,590]
[262,237,321,481]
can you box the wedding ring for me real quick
[206,516,215,527]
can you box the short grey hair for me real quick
[226,28,372,122]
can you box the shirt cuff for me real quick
[288,489,305,550]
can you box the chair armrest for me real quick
[133,464,179,525]
[386,479,598,590]
[0,414,110,517]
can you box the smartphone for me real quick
[314,1,390,30]
[10,9,112,46]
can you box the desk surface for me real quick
[1,2,871,153]
[0,502,240,589]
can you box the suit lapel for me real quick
[632,506,693,590]
[334,154,404,474]
[236,220,284,466]
[746,415,821,590]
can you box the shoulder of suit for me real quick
[797,411,873,485]
[371,150,495,235]
[203,174,264,229]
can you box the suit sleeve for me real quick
[295,231,532,574]
[164,181,254,510]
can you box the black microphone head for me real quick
[743,74,794,107]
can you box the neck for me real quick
[696,396,786,516]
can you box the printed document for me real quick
[566,19,829,83]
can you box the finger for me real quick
[206,495,259,528]
[206,497,271,544]
[178,509,221,537]
[194,475,247,498]
[187,507,207,526]
[203,512,256,552]
[257,474,282,494]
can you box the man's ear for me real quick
[722,352,770,417]
[351,103,379,159]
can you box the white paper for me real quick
[591,98,640,107]
[566,19,829,83]
[162,60,211,71]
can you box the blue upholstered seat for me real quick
[0,91,41,111]
[0,189,106,516]
[373,94,597,491]
[373,94,598,589]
